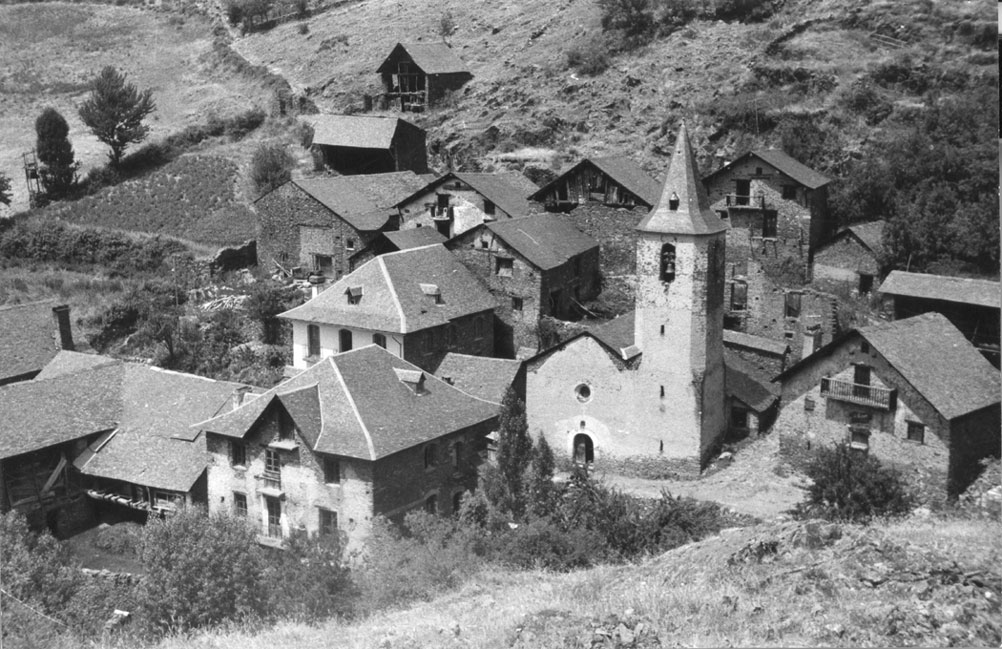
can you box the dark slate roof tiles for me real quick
[0,300,63,382]
[378,42,469,75]
[878,271,1000,309]
[433,353,522,404]
[294,172,429,232]
[485,214,599,271]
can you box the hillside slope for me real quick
[159,515,1000,648]
[233,0,996,175]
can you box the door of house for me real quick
[762,211,778,238]
[265,497,281,538]
[573,433,594,464]
[313,254,333,277]
[858,273,874,294]
[735,179,751,206]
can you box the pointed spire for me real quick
[636,122,726,235]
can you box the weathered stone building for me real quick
[524,125,730,474]
[812,220,885,293]
[280,244,497,373]
[377,42,472,112]
[348,227,447,272]
[397,171,539,237]
[0,301,75,386]
[878,271,1000,367]
[774,313,1001,502]
[307,114,428,175]
[447,214,600,355]
[529,156,661,212]
[198,346,497,551]
[255,172,429,278]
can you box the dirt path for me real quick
[573,434,809,520]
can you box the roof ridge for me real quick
[379,255,407,333]
[329,357,376,460]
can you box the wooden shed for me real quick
[377,42,472,112]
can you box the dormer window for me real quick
[395,367,428,394]
[668,192,680,211]
[420,283,444,305]
[660,244,676,283]
[346,286,363,305]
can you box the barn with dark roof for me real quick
[377,42,473,112]
[306,114,428,175]
[773,313,1001,501]
[529,156,661,211]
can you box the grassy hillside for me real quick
[0,1,273,213]
[154,515,1000,648]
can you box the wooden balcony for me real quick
[725,194,767,209]
[820,377,896,410]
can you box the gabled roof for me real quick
[35,350,116,379]
[291,172,429,232]
[383,227,448,250]
[0,300,64,382]
[636,123,727,236]
[433,353,522,404]
[723,330,790,358]
[529,156,661,207]
[588,312,641,360]
[703,149,832,190]
[777,313,1000,421]
[725,349,779,413]
[482,214,599,271]
[878,271,1000,309]
[307,115,419,150]
[397,171,538,217]
[196,346,497,461]
[820,220,886,257]
[0,352,248,490]
[280,244,496,333]
[377,42,470,75]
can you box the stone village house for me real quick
[396,171,539,238]
[529,156,661,212]
[279,244,497,373]
[306,114,429,176]
[377,42,473,112]
[0,351,249,534]
[446,214,601,356]
[523,124,730,475]
[812,220,886,295]
[255,172,430,278]
[0,300,75,386]
[195,345,497,551]
[348,227,447,272]
[774,313,1000,501]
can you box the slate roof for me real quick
[0,351,247,491]
[588,312,640,360]
[433,353,522,404]
[384,227,447,250]
[637,123,727,236]
[724,349,779,413]
[0,300,63,382]
[723,330,790,357]
[859,313,1000,421]
[397,172,538,217]
[377,42,470,75]
[293,172,429,232]
[307,115,415,150]
[704,149,832,190]
[280,244,497,333]
[529,156,661,207]
[878,271,1000,309]
[196,346,497,461]
[484,214,599,271]
[846,220,886,254]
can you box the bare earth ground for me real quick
[0,2,271,214]
[570,434,807,520]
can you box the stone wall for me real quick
[401,310,495,372]
[812,235,879,287]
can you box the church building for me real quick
[524,124,728,477]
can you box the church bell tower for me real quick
[633,122,727,469]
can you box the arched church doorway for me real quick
[573,433,594,464]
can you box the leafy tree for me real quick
[138,506,268,632]
[0,172,11,206]
[250,143,296,197]
[795,443,913,522]
[493,388,534,519]
[35,107,78,198]
[265,530,355,619]
[78,66,156,168]
[245,279,300,344]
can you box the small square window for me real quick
[345,238,356,251]
[781,185,797,200]
[233,492,248,517]
[755,167,763,175]
[512,296,523,311]
[496,257,513,277]
[319,508,337,536]
[231,442,247,467]
[906,421,925,444]
[323,457,340,484]
[860,341,870,353]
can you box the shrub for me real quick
[795,443,913,522]
[35,107,79,198]
[0,172,12,206]
[566,39,612,76]
[250,143,295,196]
[264,531,355,620]
[498,518,605,570]
[138,506,268,633]
[245,279,301,344]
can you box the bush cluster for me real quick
[599,0,775,47]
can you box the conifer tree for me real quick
[527,433,556,518]
[78,66,156,168]
[35,107,78,198]
[494,388,533,518]
[0,172,11,207]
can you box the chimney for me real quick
[308,272,326,299]
[801,325,823,359]
[232,385,252,410]
[51,305,74,351]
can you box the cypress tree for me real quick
[35,107,78,198]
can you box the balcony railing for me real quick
[725,194,767,209]
[820,377,896,410]
[259,470,282,491]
